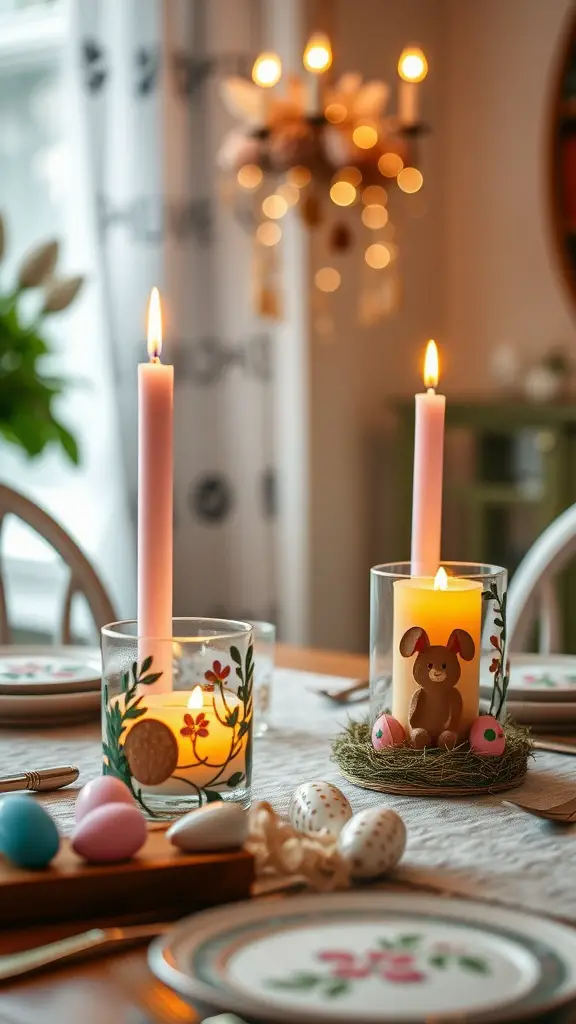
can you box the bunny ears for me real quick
[399,626,475,661]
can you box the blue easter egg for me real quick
[0,795,60,868]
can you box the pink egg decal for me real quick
[72,803,147,863]
[75,776,135,823]
[372,713,405,752]
[469,715,506,756]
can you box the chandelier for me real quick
[219,34,428,334]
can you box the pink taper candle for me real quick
[138,287,173,692]
[411,340,446,576]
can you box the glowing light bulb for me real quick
[303,32,332,73]
[252,51,282,88]
[398,46,428,83]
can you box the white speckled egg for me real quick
[337,807,406,879]
[289,781,353,837]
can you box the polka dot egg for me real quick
[469,715,506,756]
[337,807,406,880]
[289,781,353,837]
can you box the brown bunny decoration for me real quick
[399,626,476,749]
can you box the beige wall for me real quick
[307,0,576,651]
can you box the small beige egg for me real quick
[289,780,353,837]
[337,807,406,879]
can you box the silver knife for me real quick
[0,765,79,794]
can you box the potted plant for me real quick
[0,212,84,464]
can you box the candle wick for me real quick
[427,386,435,395]
[150,355,161,365]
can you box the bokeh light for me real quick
[378,152,404,178]
[329,181,357,206]
[333,166,362,187]
[362,204,388,229]
[262,194,288,219]
[287,165,312,189]
[315,267,341,292]
[397,167,423,193]
[365,243,391,269]
[256,222,282,246]
[237,164,263,189]
[325,102,347,124]
[252,52,282,88]
[277,182,300,206]
[352,125,378,149]
[362,184,387,206]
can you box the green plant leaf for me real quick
[324,979,349,998]
[226,707,239,728]
[204,790,224,803]
[238,720,250,739]
[226,771,244,788]
[53,420,79,464]
[140,655,153,674]
[230,646,242,666]
[493,617,504,628]
[138,672,163,687]
[459,956,488,974]
[123,706,147,720]
[428,954,448,968]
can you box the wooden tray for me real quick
[0,830,254,928]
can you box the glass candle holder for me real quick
[370,562,508,745]
[250,620,275,738]
[101,617,253,820]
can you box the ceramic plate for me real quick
[0,688,100,727]
[0,646,100,695]
[149,892,576,1023]
[480,653,576,704]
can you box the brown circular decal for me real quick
[124,719,179,786]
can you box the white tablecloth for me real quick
[1,667,576,922]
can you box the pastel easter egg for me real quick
[167,802,247,852]
[469,715,506,756]
[75,776,135,823]
[372,713,405,752]
[289,781,353,837]
[71,803,147,863]
[0,795,59,869]
[337,807,406,880]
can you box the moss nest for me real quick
[332,720,533,797]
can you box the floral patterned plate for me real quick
[149,891,576,1023]
[480,653,576,704]
[0,646,100,695]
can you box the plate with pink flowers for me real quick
[149,891,576,1023]
[0,646,100,694]
[480,653,576,704]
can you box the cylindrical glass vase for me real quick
[370,562,508,746]
[101,617,253,820]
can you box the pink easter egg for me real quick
[372,713,405,752]
[75,776,135,823]
[469,715,506,756]
[71,803,147,863]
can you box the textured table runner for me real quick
[1,667,576,922]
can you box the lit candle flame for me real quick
[252,51,282,88]
[434,566,448,591]
[187,685,204,710]
[423,339,439,390]
[303,32,332,73]
[147,286,162,361]
[398,47,428,83]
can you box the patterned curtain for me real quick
[71,0,277,625]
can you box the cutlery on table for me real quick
[0,765,79,794]
[0,922,166,983]
[312,679,370,703]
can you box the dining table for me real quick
[2,643,576,1024]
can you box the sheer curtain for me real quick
[68,0,278,627]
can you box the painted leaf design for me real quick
[458,956,488,973]
[268,973,320,991]
[140,655,153,674]
[230,645,242,667]
[324,979,350,997]
[204,790,224,802]
[226,771,244,788]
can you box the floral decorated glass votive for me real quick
[100,618,253,820]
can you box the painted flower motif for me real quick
[489,635,500,649]
[180,712,210,738]
[489,657,499,674]
[317,950,425,984]
[205,660,231,685]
